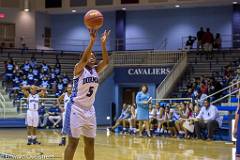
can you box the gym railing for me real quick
[0,92,6,118]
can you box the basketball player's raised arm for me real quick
[21,86,30,97]
[74,30,97,76]
[96,30,111,73]
[38,88,47,98]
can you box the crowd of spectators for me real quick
[184,59,240,103]
[185,27,222,52]
[3,56,71,105]
[109,99,221,140]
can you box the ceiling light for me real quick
[175,4,180,8]
[72,9,76,13]
[122,7,126,10]
[24,8,29,12]
[233,2,238,4]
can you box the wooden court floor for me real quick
[0,129,235,160]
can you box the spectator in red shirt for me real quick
[200,82,208,94]
[202,28,214,52]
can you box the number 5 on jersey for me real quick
[86,86,94,97]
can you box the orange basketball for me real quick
[84,10,104,30]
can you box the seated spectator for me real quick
[62,73,70,87]
[48,102,62,128]
[155,104,165,134]
[38,103,48,128]
[197,27,205,51]
[182,104,200,139]
[128,104,137,134]
[202,28,214,52]
[196,91,208,107]
[162,106,177,137]
[27,69,35,85]
[21,60,31,74]
[108,104,131,133]
[54,62,61,75]
[194,99,221,140]
[56,78,64,97]
[175,103,190,137]
[21,75,28,87]
[41,60,50,74]
[32,65,39,82]
[185,36,196,50]
[213,33,222,50]
[149,105,157,132]
[40,76,51,89]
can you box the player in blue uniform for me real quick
[136,84,152,137]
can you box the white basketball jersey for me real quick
[64,92,70,110]
[28,94,40,111]
[72,67,99,108]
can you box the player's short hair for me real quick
[141,84,148,93]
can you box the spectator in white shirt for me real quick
[194,99,221,140]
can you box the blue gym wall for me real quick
[126,6,232,50]
[50,12,116,51]
[49,6,232,51]
[95,73,115,125]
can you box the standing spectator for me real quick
[214,33,222,50]
[185,36,196,50]
[202,28,214,52]
[197,27,205,51]
[136,84,152,137]
[194,99,221,140]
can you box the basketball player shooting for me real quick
[63,29,110,160]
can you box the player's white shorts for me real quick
[25,110,39,127]
[63,102,96,138]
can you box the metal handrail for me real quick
[0,92,6,118]
[20,97,58,112]
[0,92,6,102]
[152,98,192,102]
[203,81,240,101]
[211,89,239,104]
[0,100,6,118]
[156,52,187,98]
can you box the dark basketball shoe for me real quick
[27,138,32,145]
[32,138,41,145]
[59,137,66,146]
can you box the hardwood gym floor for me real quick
[0,129,235,160]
